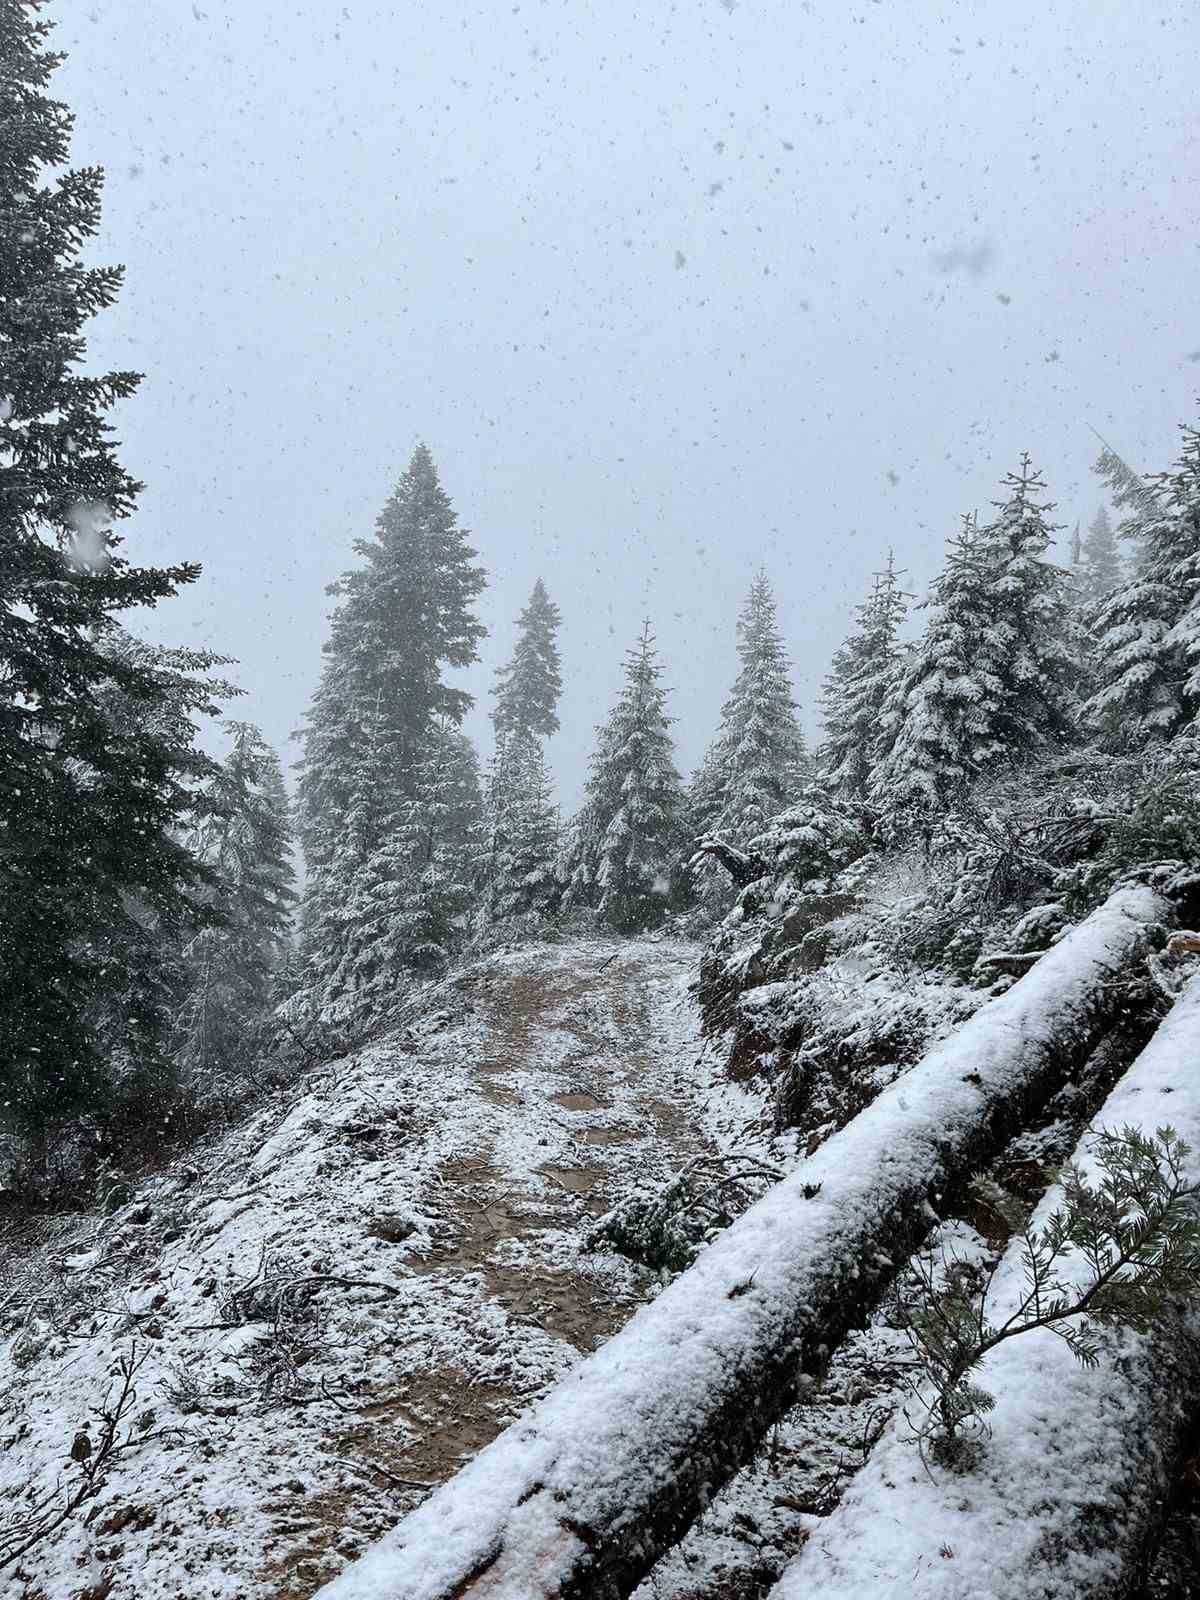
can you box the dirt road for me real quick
[0,935,719,1600]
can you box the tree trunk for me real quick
[313,886,1168,1600]
[769,972,1200,1600]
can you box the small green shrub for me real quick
[902,1126,1200,1470]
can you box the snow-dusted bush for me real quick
[586,1153,779,1273]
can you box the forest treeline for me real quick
[3,3,1199,1187]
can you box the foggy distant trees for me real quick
[492,577,563,740]
[174,723,296,1085]
[1077,506,1122,603]
[483,581,564,920]
[820,555,907,805]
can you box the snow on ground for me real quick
[0,933,737,1600]
[768,971,1200,1600]
[306,885,1164,1600]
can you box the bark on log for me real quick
[769,972,1200,1600]
[312,886,1168,1600]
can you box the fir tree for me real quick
[874,459,1079,814]
[690,572,805,845]
[979,456,1080,751]
[484,731,560,920]
[1085,419,1200,744]
[492,577,563,740]
[566,622,686,933]
[295,445,486,1003]
[820,554,908,803]
[78,633,240,1107]
[340,721,484,993]
[872,517,994,815]
[1077,506,1122,603]
[175,723,297,1084]
[0,8,221,1138]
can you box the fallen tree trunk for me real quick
[313,886,1168,1600]
[768,971,1200,1600]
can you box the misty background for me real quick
[57,0,1198,806]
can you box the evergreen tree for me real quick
[175,723,297,1084]
[1084,419,1200,744]
[690,572,805,846]
[874,459,1079,814]
[1077,506,1122,603]
[820,554,908,803]
[871,517,993,815]
[484,731,559,920]
[340,721,483,995]
[79,633,240,1105]
[566,622,686,932]
[492,577,563,740]
[0,8,221,1138]
[295,445,486,1003]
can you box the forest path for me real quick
[0,934,719,1600]
[326,936,712,1511]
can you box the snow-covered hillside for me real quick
[0,936,754,1600]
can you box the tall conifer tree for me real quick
[1077,506,1122,603]
[821,555,908,803]
[0,5,221,1136]
[295,445,486,1004]
[874,459,1079,814]
[484,732,560,920]
[566,622,686,932]
[175,723,297,1082]
[690,572,805,846]
[492,578,563,740]
[1085,419,1200,744]
[482,580,563,921]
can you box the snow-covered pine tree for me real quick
[174,723,297,1086]
[1085,418,1200,745]
[78,633,240,1113]
[691,572,805,839]
[689,573,805,910]
[871,517,992,815]
[980,455,1080,749]
[820,554,908,803]
[484,731,560,921]
[1077,506,1122,603]
[481,581,563,923]
[331,720,484,1007]
[492,577,563,740]
[566,622,686,933]
[0,9,224,1139]
[873,459,1078,816]
[295,445,486,1004]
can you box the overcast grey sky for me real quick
[57,0,1197,806]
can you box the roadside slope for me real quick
[0,934,721,1600]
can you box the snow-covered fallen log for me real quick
[312,885,1167,1600]
[767,970,1200,1600]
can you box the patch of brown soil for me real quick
[553,1090,606,1111]
[537,1163,605,1196]
[580,1125,636,1146]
